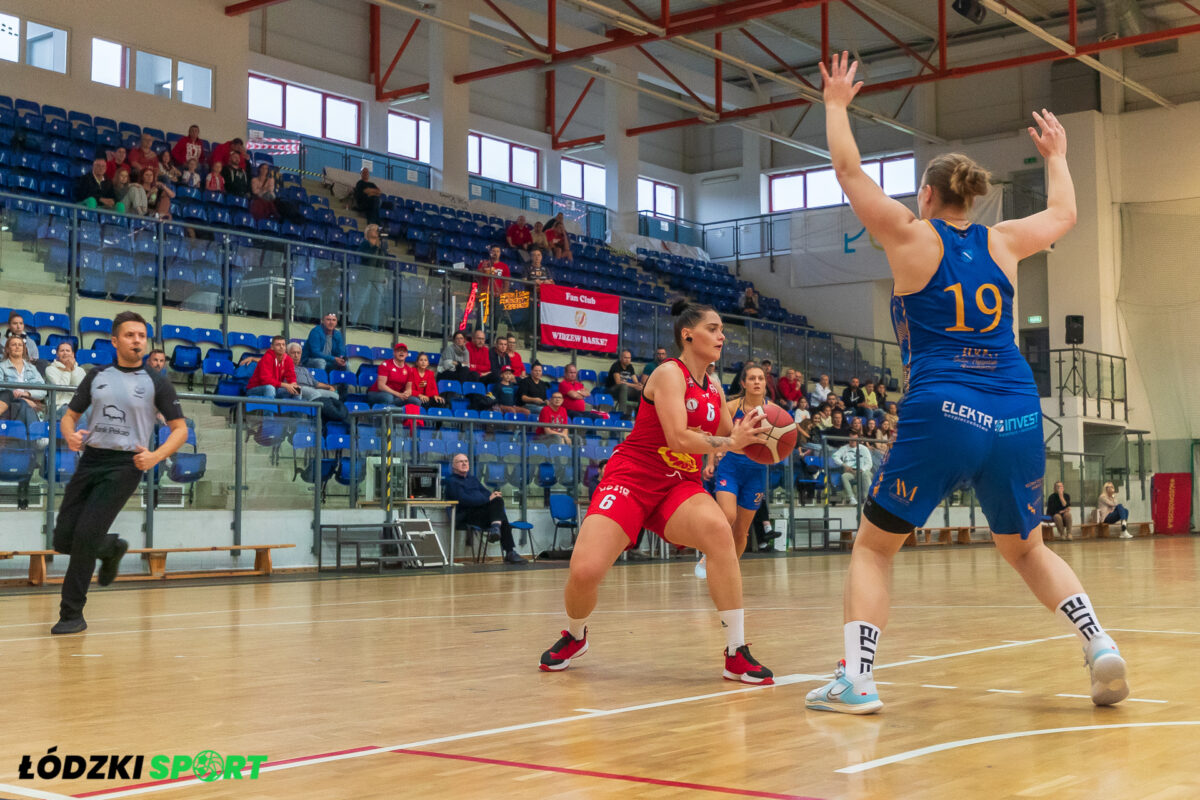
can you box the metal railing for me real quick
[1052,347,1128,421]
[250,125,432,188]
[469,177,607,241]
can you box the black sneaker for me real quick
[488,522,502,543]
[51,617,87,635]
[504,549,526,564]
[97,537,129,587]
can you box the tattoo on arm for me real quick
[704,435,731,450]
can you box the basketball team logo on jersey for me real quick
[657,447,699,473]
[686,398,698,412]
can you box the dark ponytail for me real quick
[672,300,716,350]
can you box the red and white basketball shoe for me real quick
[723,644,774,685]
[539,628,588,672]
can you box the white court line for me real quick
[921,684,957,690]
[836,722,1200,774]
[1055,693,1091,699]
[0,782,76,800]
[986,689,1023,694]
[1126,698,1168,704]
[1109,627,1200,636]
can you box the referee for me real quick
[51,311,187,635]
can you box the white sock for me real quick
[844,621,881,679]
[567,616,588,640]
[720,609,745,653]
[1056,593,1106,644]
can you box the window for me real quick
[177,61,213,108]
[467,132,540,188]
[91,38,128,88]
[248,74,360,145]
[0,13,19,63]
[637,177,678,218]
[387,112,430,163]
[561,158,606,206]
[135,50,173,98]
[25,21,66,73]
[768,154,916,212]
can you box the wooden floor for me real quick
[2,536,1198,800]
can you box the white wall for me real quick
[0,0,248,144]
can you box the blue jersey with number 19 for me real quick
[891,219,1037,397]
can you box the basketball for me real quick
[741,403,799,465]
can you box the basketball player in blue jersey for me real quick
[805,53,1129,714]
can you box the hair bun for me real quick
[949,161,990,201]
[670,299,690,317]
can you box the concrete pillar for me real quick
[1098,51,1125,115]
[543,148,562,196]
[603,65,639,238]
[428,3,470,197]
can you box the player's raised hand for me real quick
[820,51,863,109]
[65,427,88,452]
[1028,109,1067,159]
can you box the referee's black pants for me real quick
[459,497,515,551]
[53,448,144,620]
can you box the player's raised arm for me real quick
[651,362,764,455]
[991,109,1077,263]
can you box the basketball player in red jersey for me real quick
[539,302,776,683]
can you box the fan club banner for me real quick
[245,138,302,155]
[539,284,619,353]
[1151,473,1192,534]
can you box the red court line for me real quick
[389,748,825,800]
[71,746,380,797]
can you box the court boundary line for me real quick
[0,782,77,800]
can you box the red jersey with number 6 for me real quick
[611,358,722,483]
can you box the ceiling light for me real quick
[952,0,986,25]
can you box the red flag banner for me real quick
[539,284,619,353]
[1151,472,1192,534]
[245,138,302,155]
[459,283,478,331]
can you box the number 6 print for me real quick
[598,494,616,510]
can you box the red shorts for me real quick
[585,451,708,545]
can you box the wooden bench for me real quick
[1079,521,1152,539]
[0,544,295,586]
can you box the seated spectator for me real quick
[760,358,779,401]
[809,373,832,407]
[112,168,138,214]
[525,248,553,285]
[536,391,571,445]
[740,286,760,316]
[883,401,899,427]
[543,211,566,231]
[1046,480,1073,541]
[5,312,40,362]
[466,329,493,383]
[138,167,174,218]
[205,161,226,192]
[408,353,445,407]
[812,404,832,432]
[249,163,279,220]
[833,433,872,504]
[490,336,513,379]
[559,363,601,419]
[792,395,811,423]
[842,377,866,414]
[605,349,642,417]
[640,347,668,387]
[284,343,338,401]
[518,362,550,413]
[367,343,414,407]
[353,166,383,225]
[506,215,533,261]
[529,221,550,253]
[443,453,526,564]
[778,368,805,411]
[859,380,884,423]
[505,334,526,378]
[171,124,207,168]
[1097,482,1130,537]
[74,157,124,212]
[302,313,347,371]
[492,366,529,417]
[0,334,46,425]
[128,133,159,177]
[179,158,202,189]
[210,137,248,174]
[223,151,250,197]
[157,150,182,185]
[545,220,572,262]
[477,244,510,294]
[246,336,300,399]
[44,340,86,423]
[438,330,475,383]
[145,349,167,373]
[105,146,131,181]
[875,381,890,414]
[848,415,864,439]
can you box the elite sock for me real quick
[1056,593,1106,644]
[844,620,881,678]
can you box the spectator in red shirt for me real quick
[205,161,225,192]
[536,391,571,445]
[777,368,805,411]
[127,133,159,177]
[171,125,207,168]
[477,244,510,293]
[546,219,572,262]
[408,353,445,407]
[368,343,414,406]
[210,138,247,174]
[558,363,601,419]
[506,215,533,261]
[505,334,526,377]
[247,336,300,398]
[105,147,131,181]
[466,329,493,383]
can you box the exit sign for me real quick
[1024,156,1038,164]
[1027,315,1044,324]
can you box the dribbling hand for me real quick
[819,51,863,109]
[729,406,769,453]
[1028,109,1067,159]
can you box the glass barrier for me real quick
[1050,348,1129,421]
[253,125,432,189]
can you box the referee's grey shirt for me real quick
[68,365,183,451]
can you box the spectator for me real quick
[5,313,40,362]
[105,146,131,181]
[536,391,571,445]
[809,373,832,406]
[506,215,533,260]
[74,157,124,212]
[883,401,899,427]
[605,349,642,417]
[139,167,174,218]
[833,432,873,504]
[128,133,159,176]
[156,150,181,185]
[210,138,248,174]
[477,244,510,294]
[492,366,529,417]
[466,329,493,383]
[0,334,46,425]
[1097,482,1131,537]
[525,248,553,285]
[408,353,446,407]
[145,349,167,373]
[368,343,414,407]
[246,336,300,399]
[740,286,760,316]
[875,381,890,415]
[112,168,137,214]
[518,362,550,413]
[171,124,207,167]
[559,363,600,419]
[760,358,779,401]
[793,395,811,423]
[249,163,278,220]
[302,313,347,371]
[1046,480,1073,541]
[490,336,513,379]
[778,368,805,411]
[848,415,864,439]
[354,224,389,329]
[529,220,550,254]
[179,158,202,189]
[505,335,526,377]
[546,219,572,262]
[44,340,86,423]
[859,380,884,423]
[842,377,866,414]
[827,408,848,439]
[443,453,526,564]
[640,347,668,387]
[284,343,338,401]
[438,330,475,383]
[223,151,250,197]
[353,166,383,225]
[205,161,225,192]
[812,404,832,433]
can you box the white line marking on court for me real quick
[1125,698,1168,704]
[70,653,102,657]
[0,782,77,800]
[835,721,1200,774]
[921,684,957,690]
[986,689,1023,694]
[1109,627,1200,636]
[1055,693,1091,699]
[574,708,604,713]
[872,634,1075,670]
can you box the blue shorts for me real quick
[714,452,766,511]
[867,385,1044,536]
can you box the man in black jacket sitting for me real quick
[444,453,526,564]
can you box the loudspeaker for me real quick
[1065,315,1085,345]
[952,0,987,25]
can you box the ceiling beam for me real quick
[225,0,290,15]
